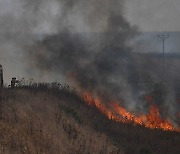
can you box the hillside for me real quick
[0,85,180,154]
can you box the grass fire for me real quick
[83,92,179,132]
[1,0,180,153]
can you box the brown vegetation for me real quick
[0,84,179,154]
[0,86,122,154]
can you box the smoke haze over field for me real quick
[0,0,179,125]
[0,0,133,82]
[0,0,180,82]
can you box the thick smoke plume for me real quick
[0,0,179,125]
[27,0,138,106]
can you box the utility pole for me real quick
[157,34,169,83]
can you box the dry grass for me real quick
[0,88,123,154]
[0,84,180,154]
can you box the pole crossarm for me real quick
[157,34,169,40]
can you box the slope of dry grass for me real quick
[0,84,180,154]
[0,88,123,154]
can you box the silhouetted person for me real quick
[11,78,16,88]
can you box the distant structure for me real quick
[0,65,3,89]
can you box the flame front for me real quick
[83,92,180,132]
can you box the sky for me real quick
[125,0,180,32]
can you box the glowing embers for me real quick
[83,92,180,132]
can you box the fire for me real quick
[83,92,180,132]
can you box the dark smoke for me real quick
[26,0,138,104]
[25,0,180,125]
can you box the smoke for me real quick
[24,0,138,104]
[0,0,179,125]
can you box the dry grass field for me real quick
[0,84,179,154]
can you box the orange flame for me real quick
[83,92,180,132]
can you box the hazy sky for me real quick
[125,0,180,32]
